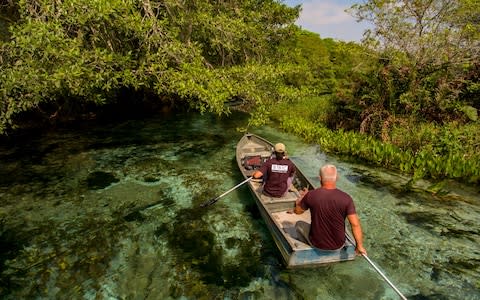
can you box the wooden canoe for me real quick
[236,133,356,268]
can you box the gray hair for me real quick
[320,164,337,182]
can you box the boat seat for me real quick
[250,181,298,202]
[259,191,297,212]
[260,192,297,203]
[241,141,272,154]
[272,211,312,250]
[240,151,273,159]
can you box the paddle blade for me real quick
[199,196,220,208]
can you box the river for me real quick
[0,111,478,299]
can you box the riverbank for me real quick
[270,96,480,186]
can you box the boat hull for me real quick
[236,133,356,268]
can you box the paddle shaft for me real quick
[200,177,253,207]
[362,254,408,300]
[346,236,407,300]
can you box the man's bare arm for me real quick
[347,213,367,255]
[293,189,308,214]
[252,170,263,179]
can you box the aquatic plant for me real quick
[277,114,480,185]
[156,207,262,291]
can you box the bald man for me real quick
[293,164,366,255]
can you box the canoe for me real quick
[236,133,356,268]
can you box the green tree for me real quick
[349,0,479,123]
[0,0,300,134]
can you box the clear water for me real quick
[0,112,478,300]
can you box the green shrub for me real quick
[273,100,480,184]
[271,95,336,125]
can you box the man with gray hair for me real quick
[293,164,366,255]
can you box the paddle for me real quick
[361,253,408,300]
[200,177,253,207]
[346,235,407,300]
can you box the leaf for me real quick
[459,105,478,122]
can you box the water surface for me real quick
[0,112,478,299]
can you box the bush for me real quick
[272,99,480,184]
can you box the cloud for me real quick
[287,0,369,42]
[299,2,352,25]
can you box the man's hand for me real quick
[355,245,367,256]
[296,187,308,205]
[252,170,263,179]
[299,187,308,196]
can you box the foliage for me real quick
[1,0,479,186]
[269,4,480,184]
[350,0,479,67]
[273,99,480,184]
[346,0,480,132]
[276,31,336,92]
[272,95,336,126]
[275,32,383,131]
[0,0,301,134]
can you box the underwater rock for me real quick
[143,175,159,183]
[123,156,175,183]
[86,171,119,190]
[123,211,146,223]
[408,293,449,300]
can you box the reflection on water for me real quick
[0,112,479,300]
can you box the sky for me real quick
[284,0,370,42]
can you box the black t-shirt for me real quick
[259,158,296,197]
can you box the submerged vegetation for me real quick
[0,0,479,183]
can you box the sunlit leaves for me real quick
[274,97,480,184]
[0,0,301,134]
[348,0,479,124]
